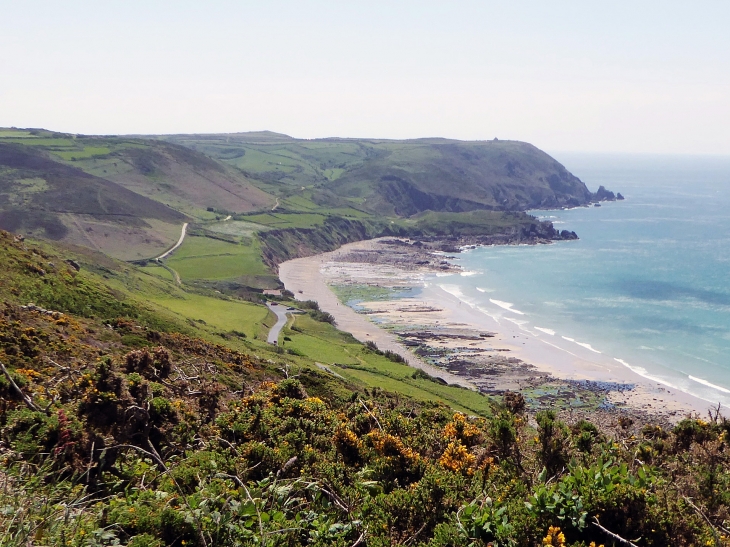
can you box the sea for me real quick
[433,153,730,408]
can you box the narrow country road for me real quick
[156,223,189,260]
[266,302,289,344]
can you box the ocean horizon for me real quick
[430,153,730,408]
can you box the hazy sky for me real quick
[2,1,729,154]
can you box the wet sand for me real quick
[278,246,474,389]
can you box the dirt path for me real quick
[160,264,181,285]
[278,247,475,389]
[156,223,188,260]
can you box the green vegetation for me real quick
[240,212,329,229]
[166,235,270,281]
[1,231,730,546]
[162,132,601,214]
[0,126,586,274]
[139,263,175,282]
[145,292,270,340]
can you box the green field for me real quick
[283,314,494,416]
[139,263,175,281]
[166,235,270,281]
[206,220,271,237]
[53,146,111,160]
[147,291,271,340]
[239,212,328,229]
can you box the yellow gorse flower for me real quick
[443,413,481,447]
[367,430,420,463]
[542,525,566,546]
[438,440,476,474]
[15,368,42,379]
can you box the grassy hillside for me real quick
[0,129,276,260]
[0,140,187,260]
[0,230,728,547]
[161,132,609,214]
[0,127,592,287]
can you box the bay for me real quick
[440,153,730,407]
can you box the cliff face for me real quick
[259,213,576,268]
[332,140,598,215]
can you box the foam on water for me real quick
[534,327,555,335]
[688,376,730,394]
[574,341,602,354]
[504,317,529,327]
[489,299,525,315]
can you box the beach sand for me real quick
[279,238,710,422]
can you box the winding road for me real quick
[267,302,290,344]
[156,223,189,260]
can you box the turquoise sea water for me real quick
[440,154,730,407]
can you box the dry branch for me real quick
[592,517,639,547]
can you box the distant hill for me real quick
[0,141,187,260]
[0,129,276,259]
[161,132,611,215]
[97,138,274,215]
[0,127,616,267]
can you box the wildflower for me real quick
[439,440,476,474]
[367,430,420,464]
[15,368,42,379]
[443,413,481,446]
[334,427,359,447]
[543,525,565,546]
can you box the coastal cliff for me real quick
[163,132,618,216]
[260,212,577,268]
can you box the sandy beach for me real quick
[279,238,710,422]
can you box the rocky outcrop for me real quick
[593,185,617,202]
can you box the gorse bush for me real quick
[1,232,730,546]
[4,360,730,546]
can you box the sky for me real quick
[1,1,729,154]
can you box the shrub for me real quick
[503,391,526,414]
[572,420,600,453]
[536,410,569,477]
[308,309,336,324]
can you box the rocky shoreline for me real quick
[287,236,707,429]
